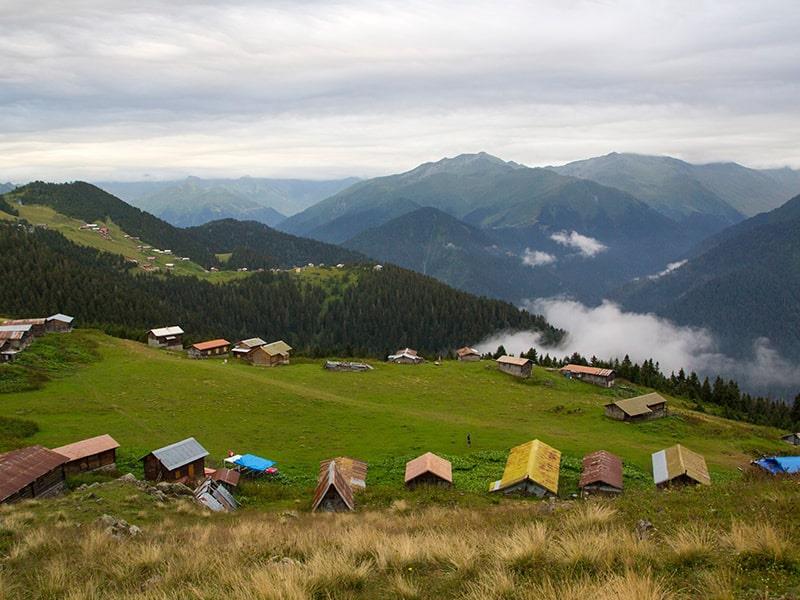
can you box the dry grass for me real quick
[725,521,793,564]
[665,524,717,565]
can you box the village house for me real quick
[496,355,533,379]
[141,437,209,483]
[0,445,68,504]
[46,314,74,333]
[489,439,560,497]
[312,460,355,512]
[605,392,668,422]
[388,348,424,364]
[456,346,481,362]
[147,326,184,350]
[404,452,453,489]
[53,434,120,475]
[652,444,710,488]
[187,339,230,359]
[1,318,47,337]
[231,337,267,361]
[560,364,616,388]
[0,324,34,355]
[579,450,623,497]
[781,432,800,446]
[251,340,292,367]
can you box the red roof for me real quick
[0,445,68,502]
[579,450,623,490]
[211,468,241,487]
[561,364,615,378]
[53,434,119,461]
[191,339,231,351]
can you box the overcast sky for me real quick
[1,0,799,181]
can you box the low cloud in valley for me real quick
[549,231,607,258]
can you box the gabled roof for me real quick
[456,346,480,357]
[496,355,532,367]
[149,326,184,338]
[321,457,368,489]
[489,440,560,494]
[47,314,74,323]
[146,437,208,471]
[405,452,452,484]
[0,329,29,341]
[606,392,667,417]
[0,445,68,502]
[53,434,119,461]
[260,340,292,355]
[0,324,32,333]
[195,478,239,512]
[2,318,45,326]
[191,339,230,351]
[388,349,423,361]
[235,337,266,349]
[579,450,623,490]
[312,460,354,511]
[652,444,710,486]
[561,364,615,377]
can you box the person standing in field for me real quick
[467,433,471,447]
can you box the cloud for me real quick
[0,1,799,180]
[550,231,607,257]
[522,249,556,267]
[647,259,688,280]
[475,298,800,398]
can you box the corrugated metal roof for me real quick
[652,444,710,486]
[491,440,560,494]
[0,330,27,341]
[312,460,354,511]
[496,355,532,367]
[211,468,241,487]
[0,445,68,502]
[579,450,623,490]
[606,393,667,417]
[456,347,479,357]
[320,457,368,490]
[0,324,32,333]
[236,337,266,349]
[195,479,239,512]
[261,340,292,355]
[191,339,230,351]
[149,326,184,337]
[2,318,46,326]
[560,364,615,377]
[148,437,208,471]
[53,434,119,461]
[404,452,452,484]
[47,314,74,323]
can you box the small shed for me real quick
[652,444,710,488]
[195,478,239,512]
[0,339,20,363]
[579,450,623,496]
[231,337,267,361]
[147,326,184,350]
[388,348,423,364]
[1,318,47,337]
[560,364,616,388]
[752,456,800,475]
[141,437,209,483]
[605,393,668,422]
[456,347,481,362]
[46,314,75,333]
[489,440,560,497]
[312,460,354,512]
[321,456,368,490]
[496,355,533,379]
[404,452,452,488]
[52,434,120,475]
[188,339,230,359]
[0,445,68,504]
[251,340,292,367]
[0,325,34,351]
[324,360,373,372]
[781,433,800,446]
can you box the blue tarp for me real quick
[233,454,275,472]
[754,456,800,475]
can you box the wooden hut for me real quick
[141,437,208,483]
[388,348,423,364]
[46,314,74,333]
[187,339,230,359]
[231,337,267,361]
[0,324,34,351]
[1,318,47,337]
[456,347,481,362]
[53,434,120,475]
[489,440,560,497]
[496,355,533,379]
[312,460,355,512]
[560,364,616,388]
[251,340,292,367]
[579,450,623,496]
[404,452,452,488]
[0,445,68,504]
[147,326,184,350]
[782,433,800,446]
[605,393,668,422]
[322,456,368,490]
[652,444,710,488]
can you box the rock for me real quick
[117,473,138,484]
[635,519,655,540]
[280,510,299,520]
[95,514,142,538]
[270,556,299,566]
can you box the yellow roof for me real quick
[492,439,560,494]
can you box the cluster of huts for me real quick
[147,325,292,367]
[0,314,74,362]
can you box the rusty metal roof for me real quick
[652,444,710,486]
[191,339,230,351]
[52,434,119,461]
[560,364,615,377]
[605,392,667,417]
[456,347,480,357]
[0,445,68,502]
[235,337,266,349]
[496,355,532,367]
[0,329,27,341]
[320,457,368,490]
[312,460,354,511]
[261,340,292,356]
[579,450,623,490]
[490,440,560,494]
[211,468,240,487]
[2,318,45,326]
[404,452,452,484]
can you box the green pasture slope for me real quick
[0,330,788,500]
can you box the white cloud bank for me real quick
[648,259,688,280]
[522,249,556,267]
[550,231,607,257]
[475,298,800,397]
